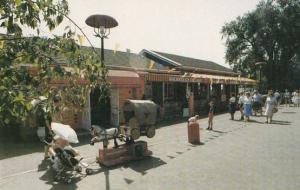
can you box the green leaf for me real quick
[56,15,64,25]
[4,118,10,124]
[15,0,21,6]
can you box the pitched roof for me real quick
[81,47,150,70]
[141,49,236,75]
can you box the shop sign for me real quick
[169,76,203,83]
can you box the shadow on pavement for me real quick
[211,130,227,134]
[39,168,82,190]
[37,159,51,171]
[156,118,187,129]
[124,156,167,176]
[231,119,265,124]
[270,120,291,125]
[0,141,43,160]
[191,141,205,145]
[281,111,296,114]
[0,135,92,160]
[249,119,265,124]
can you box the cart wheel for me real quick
[146,126,156,138]
[75,166,82,173]
[131,128,140,140]
[65,178,72,184]
[86,168,93,175]
[54,175,61,181]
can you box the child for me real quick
[207,101,215,130]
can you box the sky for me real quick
[24,0,261,67]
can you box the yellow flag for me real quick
[15,0,21,6]
[149,60,155,69]
[77,35,84,45]
[0,40,4,49]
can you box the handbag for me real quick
[272,107,278,113]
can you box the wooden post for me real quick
[162,82,165,107]
[207,83,210,100]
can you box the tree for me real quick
[222,0,300,91]
[0,0,107,127]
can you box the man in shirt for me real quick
[274,90,281,104]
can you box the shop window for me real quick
[164,82,175,100]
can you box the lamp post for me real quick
[85,15,118,67]
[85,15,118,127]
[237,71,241,94]
[255,61,266,92]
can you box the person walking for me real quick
[284,89,290,107]
[43,95,62,159]
[252,90,262,116]
[264,90,278,124]
[296,90,300,107]
[207,101,215,130]
[228,94,236,120]
[243,92,252,122]
[238,92,245,120]
[274,90,281,104]
[292,90,300,107]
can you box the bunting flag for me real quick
[0,40,3,49]
[114,43,120,54]
[149,60,155,69]
[77,35,84,45]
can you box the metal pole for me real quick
[259,67,262,91]
[101,37,104,67]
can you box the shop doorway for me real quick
[90,88,111,128]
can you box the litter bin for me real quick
[187,121,200,144]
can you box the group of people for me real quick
[283,89,300,107]
[228,90,278,124]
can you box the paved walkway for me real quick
[0,106,300,190]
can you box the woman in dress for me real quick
[292,90,300,107]
[228,94,236,120]
[238,92,245,120]
[264,90,278,124]
[243,92,252,122]
[207,101,215,130]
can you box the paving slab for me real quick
[0,106,300,190]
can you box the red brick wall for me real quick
[115,74,146,125]
[118,86,143,124]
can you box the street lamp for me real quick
[237,71,242,94]
[85,15,118,127]
[85,15,118,67]
[255,61,266,91]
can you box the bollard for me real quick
[187,116,200,144]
